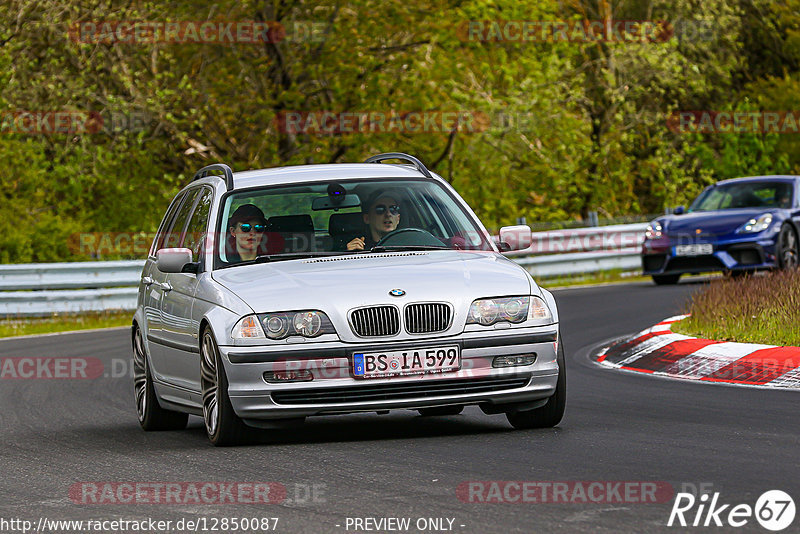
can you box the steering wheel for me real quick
[375,228,446,247]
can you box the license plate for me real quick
[353,346,460,378]
[675,244,713,256]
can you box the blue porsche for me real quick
[642,175,800,284]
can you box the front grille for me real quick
[405,303,451,334]
[728,246,763,266]
[350,306,400,337]
[272,376,530,405]
[665,256,725,272]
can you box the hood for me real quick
[212,250,534,342]
[661,208,777,236]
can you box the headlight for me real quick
[232,315,265,339]
[467,296,552,326]
[257,310,335,340]
[737,213,773,234]
[645,222,663,240]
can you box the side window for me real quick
[163,188,201,249]
[150,192,186,257]
[182,188,213,262]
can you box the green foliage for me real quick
[2,0,800,262]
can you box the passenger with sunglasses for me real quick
[226,204,284,262]
[346,191,402,251]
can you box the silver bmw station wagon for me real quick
[133,153,565,445]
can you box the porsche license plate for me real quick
[353,346,460,378]
[675,244,713,256]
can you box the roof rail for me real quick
[364,152,433,179]
[193,163,234,191]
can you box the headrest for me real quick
[266,214,314,233]
[328,212,365,235]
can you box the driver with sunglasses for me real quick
[226,204,284,262]
[346,191,402,251]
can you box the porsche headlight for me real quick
[467,296,551,326]
[645,222,663,240]
[738,213,773,234]
[257,310,335,340]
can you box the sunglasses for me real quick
[237,223,267,233]
[373,204,400,215]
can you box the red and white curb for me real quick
[596,316,800,389]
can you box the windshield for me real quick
[216,178,493,267]
[689,181,794,212]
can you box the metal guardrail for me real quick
[0,260,146,291]
[0,224,647,316]
[0,261,145,317]
[514,249,642,278]
[509,223,646,278]
[0,288,139,317]
[505,223,647,256]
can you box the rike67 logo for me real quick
[669,490,795,531]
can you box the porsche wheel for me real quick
[777,224,799,270]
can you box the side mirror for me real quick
[673,206,686,215]
[498,225,532,252]
[156,248,193,273]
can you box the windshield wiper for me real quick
[368,245,448,253]
[254,252,344,263]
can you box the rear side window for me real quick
[182,188,214,262]
[150,192,186,257]
[163,188,201,249]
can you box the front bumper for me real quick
[642,233,779,275]
[218,326,560,421]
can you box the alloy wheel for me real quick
[201,333,220,437]
[781,226,799,269]
[132,329,148,422]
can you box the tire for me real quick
[652,274,680,285]
[418,405,464,416]
[201,328,249,446]
[506,335,566,429]
[133,327,189,431]
[777,224,799,270]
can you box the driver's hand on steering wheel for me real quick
[347,236,365,251]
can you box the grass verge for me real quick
[540,269,650,288]
[672,270,800,346]
[0,311,132,339]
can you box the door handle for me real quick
[160,281,173,292]
[142,276,155,286]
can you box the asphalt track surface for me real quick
[1,280,798,533]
